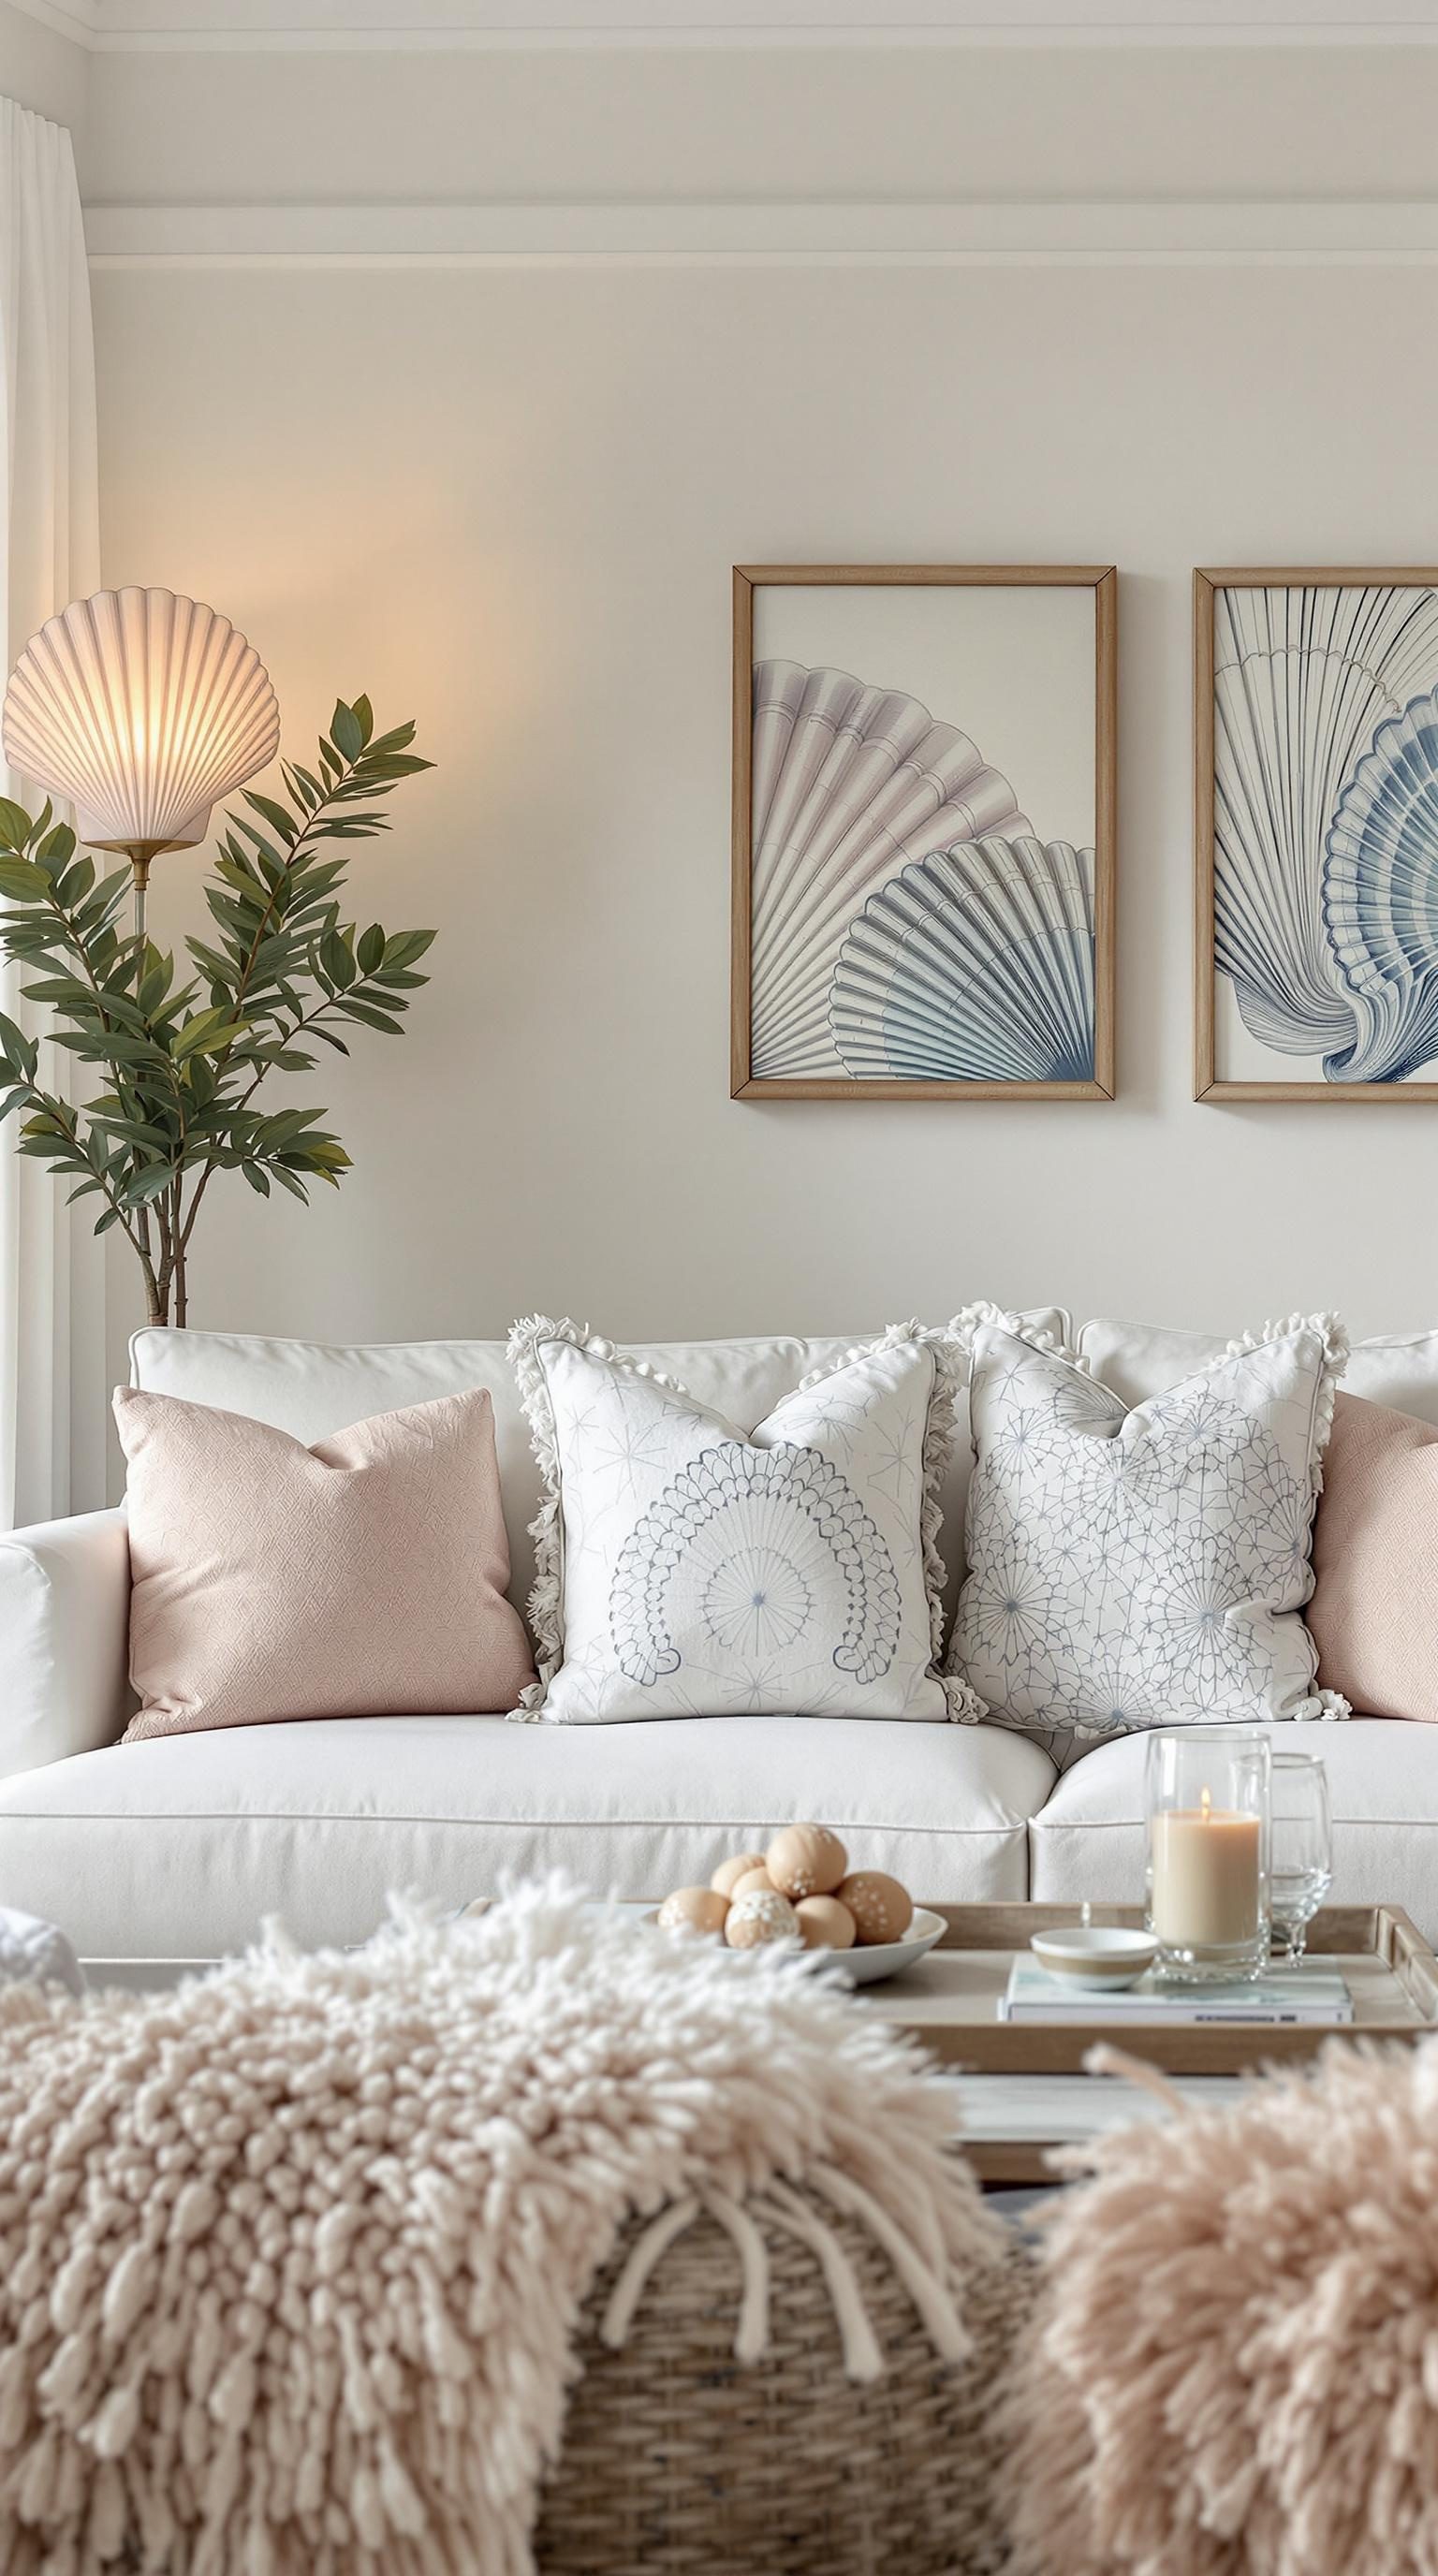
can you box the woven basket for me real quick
[535,2192,1031,2576]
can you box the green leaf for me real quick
[52,854,93,906]
[318,929,356,992]
[242,1164,271,1197]
[352,695,374,747]
[0,1015,38,1080]
[20,976,97,1008]
[339,998,403,1034]
[381,929,436,970]
[89,1114,178,1151]
[0,798,33,852]
[0,859,54,904]
[330,701,363,764]
[172,1012,251,1061]
[357,923,385,976]
[243,791,299,846]
[37,823,77,869]
[120,1164,178,1210]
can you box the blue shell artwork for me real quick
[829,837,1094,1084]
[1213,585,1438,1082]
[748,657,1095,1083]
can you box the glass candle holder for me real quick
[1145,1726,1271,1984]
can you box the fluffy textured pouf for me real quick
[0,1881,1012,2576]
[1005,2042,1438,2576]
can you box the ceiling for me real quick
[20,0,1438,46]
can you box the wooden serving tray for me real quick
[853,1902,1438,2075]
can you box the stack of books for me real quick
[999,1957,1353,2026]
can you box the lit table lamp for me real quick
[2,588,280,942]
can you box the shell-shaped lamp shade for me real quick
[3,589,280,854]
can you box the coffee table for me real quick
[851,1899,1438,2182]
[81,1898,1437,2191]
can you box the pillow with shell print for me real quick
[506,1318,977,1724]
[946,1305,1352,1767]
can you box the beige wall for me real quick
[0,0,87,139]
[13,25,1438,1427]
[91,245,1438,1387]
[78,39,1438,205]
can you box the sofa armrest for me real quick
[0,1509,131,1778]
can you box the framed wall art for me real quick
[730,563,1117,1100]
[1196,567,1438,1101]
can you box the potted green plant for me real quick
[0,695,433,1326]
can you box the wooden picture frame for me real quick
[731,563,1117,1101]
[1196,565,1438,1102]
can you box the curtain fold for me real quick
[0,96,103,1531]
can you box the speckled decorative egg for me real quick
[725,1889,800,1949]
[729,1866,777,1901]
[766,1823,848,1901]
[836,1871,913,1946]
[794,1895,857,1951]
[711,1852,768,1898]
[657,1887,729,1939]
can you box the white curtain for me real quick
[0,97,102,1530]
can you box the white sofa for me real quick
[2,1314,1436,1958]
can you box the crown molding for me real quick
[16,0,1438,49]
[82,197,1438,262]
[9,0,102,39]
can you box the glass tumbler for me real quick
[1269,1750,1333,1963]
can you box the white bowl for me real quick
[643,1904,946,1987]
[1029,1925,1159,1991]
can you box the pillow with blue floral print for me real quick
[946,1306,1351,1764]
[507,1317,976,1723]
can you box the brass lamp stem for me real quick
[124,843,162,949]
[121,842,167,1281]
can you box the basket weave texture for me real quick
[536,2194,1032,2576]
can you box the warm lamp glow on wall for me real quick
[2,589,281,940]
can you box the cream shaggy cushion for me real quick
[0,1881,1010,2576]
[1005,2042,1438,2576]
[116,1382,536,1737]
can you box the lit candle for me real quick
[1150,1785,1261,1950]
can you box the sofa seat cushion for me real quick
[0,1714,1057,1957]
[1030,1720,1438,1940]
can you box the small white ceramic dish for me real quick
[643,1904,946,1987]
[1029,1925,1159,1991]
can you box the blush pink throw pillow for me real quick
[115,1384,536,1741]
[1307,1390,1438,1723]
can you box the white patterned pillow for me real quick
[507,1319,975,1723]
[947,1308,1350,1763]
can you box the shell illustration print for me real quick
[748,657,1096,1085]
[1211,580,1438,1085]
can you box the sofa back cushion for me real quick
[1078,1318,1438,1422]
[130,1313,1070,1633]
